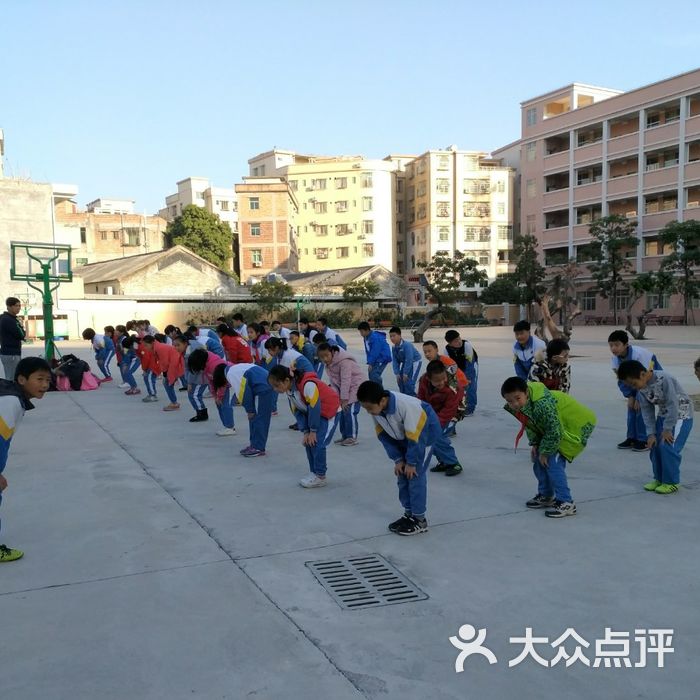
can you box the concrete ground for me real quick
[1,326,699,700]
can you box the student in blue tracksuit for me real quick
[0,357,52,562]
[82,327,116,382]
[185,326,225,359]
[357,322,392,387]
[212,362,274,458]
[608,330,663,451]
[512,321,546,382]
[119,335,142,395]
[358,380,457,536]
[389,326,422,396]
[316,317,347,350]
[444,329,479,415]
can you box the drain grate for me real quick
[306,554,428,610]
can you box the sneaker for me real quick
[99,376,113,383]
[162,403,180,412]
[0,544,24,562]
[142,395,158,402]
[655,483,679,494]
[216,428,236,437]
[526,493,556,509]
[396,516,428,536]
[271,411,279,416]
[544,501,577,518]
[124,388,141,395]
[632,441,649,452]
[334,437,345,444]
[340,438,358,446]
[444,464,463,477]
[430,462,448,473]
[289,423,300,431]
[178,387,188,392]
[239,445,251,454]
[388,514,412,533]
[617,438,635,449]
[643,479,661,492]
[300,474,327,488]
[242,447,266,458]
[118,382,130,389]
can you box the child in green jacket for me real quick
[501,377,596,518]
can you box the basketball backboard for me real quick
[10,241,73,283]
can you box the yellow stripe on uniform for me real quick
[306,385,319,408]
[236,377,247,405]
[405,409,427,442]
[0,417,14,441]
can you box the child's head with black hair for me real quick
[546,338,570,364]
[389,326,403,345]
[187,348,208,373]
[264,337,287,356]
[82,328,96,341]
[248,322,263,341]
[426,360,449,390]
[513,320,531,345]
[316,341,340,365]
[501,376,529,411]
[154,333,166,343]
[357,380,390,414]
[186,325,199,337]
[607,330,630,357]
[121,335,137,349]
[289,330,301,343]
[422,340,439,361]
[164,324,181,337]
[104,325,115,335]
[268,364,294,393]
[115,324,127,335]
[312,333,327,346]
[616,359,653,390]
[172,335,190,353]
[357,321,371,337]
[14,357,52,400]
[216,323,237,338]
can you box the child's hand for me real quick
[0,474,7,491]
[404,465,417,479]
[394,462,405,476]
[538,452,550,468]
[627,397,636,409]
[647,435,657,449]
[247,412,256,420]
[531,446,537,461]
[662,430,675,444]
[633,400,640,411]
[341,399,349,411]
[306,432,317,447]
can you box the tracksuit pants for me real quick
[369,362,388,386]
[188,384,207,412]
[96,348,115,378]
[120,357,141,389]
[305,414,340,477]
[340,402,360,440]
[163,376,179,403]
[249,390,275,450]
[143,370,158,396]
[465,361,478,414]
[649,416,693,485]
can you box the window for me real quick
[497,181,505,193]
[195,191,204,200]
[436,202,450,217]
[315,247,329,259]
[478,252,490,266]
[251,249,262,266]
[250,223,261,236]
[464,226,477,241]
[417,204,427,219]
[526,215,536,235]
[463,179,490,195]
[396,179,403,193]
[336,223,352,235]
[335,177,347,189]
[100,231,107,240]
[526,107,537,126]
[497,203,505,215]
[463,203,490,218]
[498,225,513,240]
[362,243,374,257]
[75,257,88,266]
[578,290,597,311]
[437,155,450,170]
[396,241,403,254]
[526,179,536,198]
[361,172,373,188]
[314,201,328,214]
[336,246,349,258]
[478,228,490,242]
[335,200,348,213]
[396,201,403,214]
[647,293,670,309]
[436,178,449,193]
[249,197,260,210]
[311,178,327,190]
[362,220,374,234]
[526,142,537,161]
[362,197,373,211]
[576,243,600,262]
[289,180,298,191]
[220,200,229,211]
[125,228,140,246]
[79,227,87,244]
[614,294,630,311]
[416,182,426,197]
[438,226,450,241]
[113,231,120,240]
[315,224,328,236]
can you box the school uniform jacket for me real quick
[364,331,392,366]
[392,339,422,380]
[370,391,440,466]
[137,343,161,375]
[288,372,340,433]
[221,334,253,364]
[513,336,547,381]
[0,379,33,475]
[610,345,662,398]
[153,341,185,385]
[416,374,463,427]
[225,363,270,413]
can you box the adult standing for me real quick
[0,298,26,380]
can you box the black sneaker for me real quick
[388,514,412,533]
[632,441,649,452]
[430,462,448,472]
[526,493,556,509]
[617,438,635,449]
[545,501,577,518]
[289,423,299,431]
[396,516,428,536]
[178,387,188,392]
[444,464,463,477]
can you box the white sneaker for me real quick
[216,428,236,437]
[300,475,327,488]
[118,382,130,389]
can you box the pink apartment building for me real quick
[495,68,700,321]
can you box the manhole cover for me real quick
[306,554,428,609]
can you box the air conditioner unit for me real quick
[252,261,262,267]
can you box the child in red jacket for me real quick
[137,336,161,402]
[416,360,464,476]
[141,335,184,412]
[216,323,253,363]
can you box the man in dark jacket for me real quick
[0,298,26,380]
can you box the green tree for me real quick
[512,235,546,320]
[413,251,488,341]
[249,279,294,316]
[342,279,381,316]
[166,205,233,269]
[587,215,639,324]
[624,270,676,339]
[540,259,584,340]
[479,274,522,305]
[659,219,700,325]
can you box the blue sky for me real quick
[2,0,699,213]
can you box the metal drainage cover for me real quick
[306,554,428,609]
